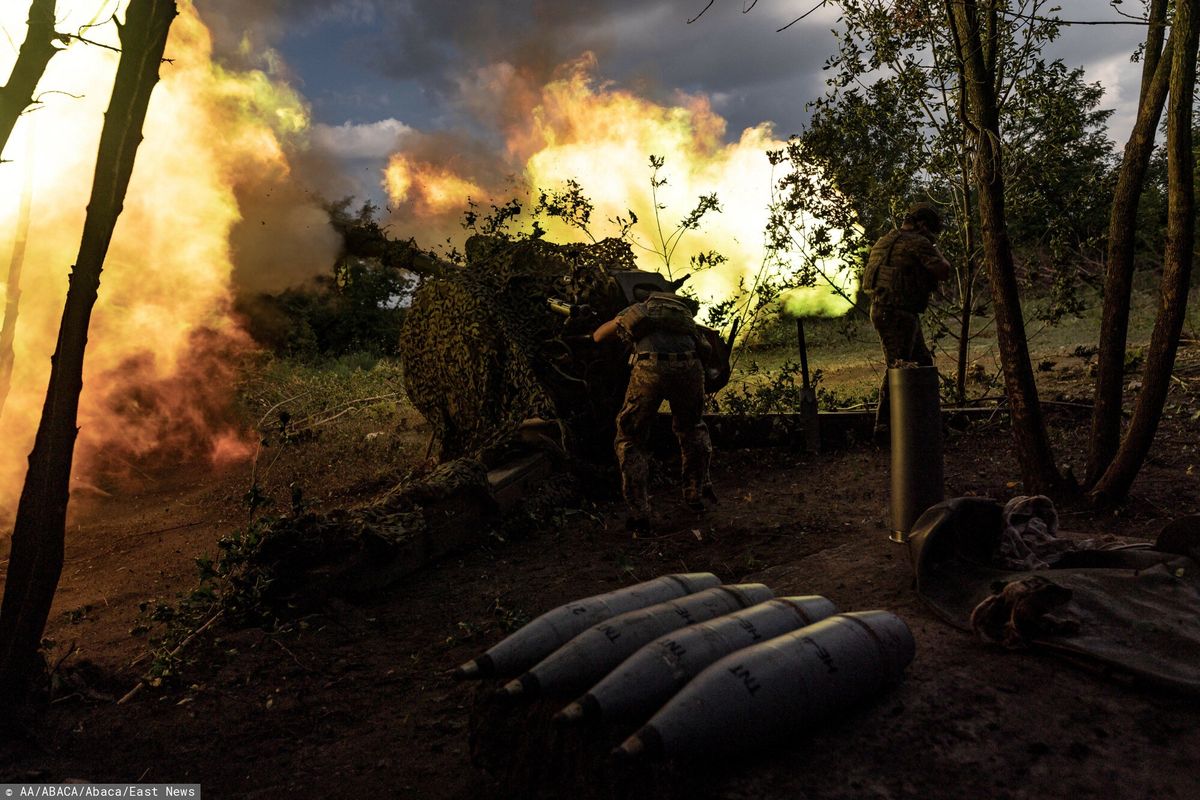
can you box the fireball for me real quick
[0,0,336,510]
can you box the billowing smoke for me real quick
[0,1,343,511]
[380,53,856,320]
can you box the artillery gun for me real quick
[398,234,731,467]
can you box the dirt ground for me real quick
[2,350,1200,799]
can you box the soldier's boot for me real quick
[678,422,712,513]
[616,441,652,533]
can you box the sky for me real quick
[201,0,1150,205]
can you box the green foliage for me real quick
[535,180,597,239]
[463,196,527,239]
[137,512,307,688]
[534,155,723,284]
[491,599,531,635]
[775,0,1120,402]
[237,354,404,431]
[714,361,874,414]
[238,199,412,358]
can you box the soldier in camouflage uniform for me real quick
[863,202,952,442]
[593,290,713,530]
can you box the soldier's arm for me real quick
[922,242,953,282]
[592,318,621,343]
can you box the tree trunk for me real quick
[1086,0,1173,488]
[947,0,1069,494]
[1091,0,1199,505]
[0,0,61,160]
[955,156,976,405]
[0,0,177,718]
[0,141,36,416]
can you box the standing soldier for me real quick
[863,202,952,444]
[592,289,713,531]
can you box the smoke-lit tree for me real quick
[0,154,35,417]
[0,0,178,720]
[0,0,65,418]
[0,0,63,159]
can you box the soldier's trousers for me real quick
[615,358,712,519]
[871,303,933,433]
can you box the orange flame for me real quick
[383,53,855,321]
[0,1,337,510]
[384,159,489,217]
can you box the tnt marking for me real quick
[728,664,762,696]
[737,618,763,642]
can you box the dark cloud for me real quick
[205,0,1148,141]
[198,0,1151,241]
[355,0,832,135]
[219,1,831,136]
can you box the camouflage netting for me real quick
[151,238,653,648]
[400,235,639,463]
[145,238,663,657]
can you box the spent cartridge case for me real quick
[888,365,944,542]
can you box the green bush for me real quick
[236,259,409,358]
[237,199,413,358]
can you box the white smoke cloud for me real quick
[312,118,414,159]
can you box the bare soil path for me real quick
[3,391,1200,798]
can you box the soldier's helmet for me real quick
[904,202,944,235]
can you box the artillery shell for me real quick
[557,595,837,725]
[501,584,775,700]
[615,610,915,759]
[453,572,721,680]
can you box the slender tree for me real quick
[0,0,178,718]
[0,0,63,418]
[0,143,35,415]
[945,0,1071,494]
[1086,0,1173,487]
[0,0,63,160]
[1091,0,1199,504]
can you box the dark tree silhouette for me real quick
[1091,0,1199,504]
[0,0,63,161]
[0,0,178,719]
[1087,0,1173,488]
[945,0,1071,495]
